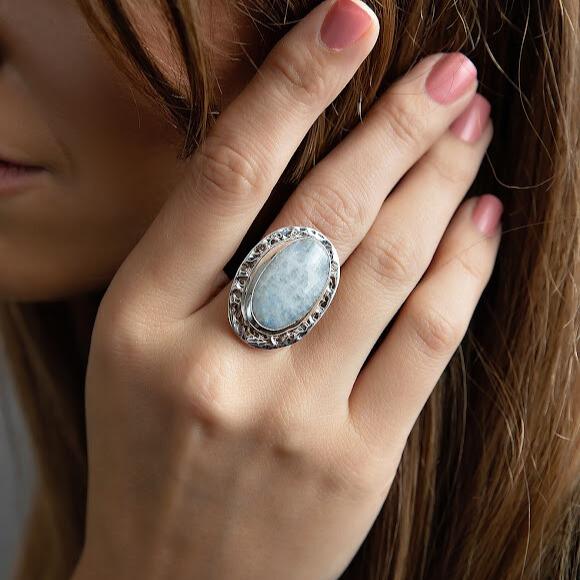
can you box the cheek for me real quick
[0,0,190,300]
[0,0,258,301]
[0,148,188,302]
[0,100,188,302]
[7,0,185,197]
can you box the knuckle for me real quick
[425,150,477,187]
[197,135,263,207]
[406,299,464,360]
[358,230,422,288]
[293,182,365,246]
[176,344,241,430]
[255,409,355,496]
[380,96,428,151]
[323,429,400,500]
[93,295,158,363]
[257,408,312,458]
[266,39,330,107]
[453,250,488,286]
[329,432,381,496]
[347,452,397,500]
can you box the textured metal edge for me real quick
[227,226,340,349]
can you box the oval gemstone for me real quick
[251,237,330,331]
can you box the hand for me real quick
[74,0,501,578]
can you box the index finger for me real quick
[106,0,379,323]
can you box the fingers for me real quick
[105,0,379,321]
[347,194,503,452]
[295,94,493,379]
[264,52,478,263]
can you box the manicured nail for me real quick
[472,194,503,236]
[450,94,491,143]
[320,0,373,50]
[425,53,477,104]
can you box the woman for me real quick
[0,0,577,578]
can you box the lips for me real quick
[0,155,47,196]
[0,158,43,173]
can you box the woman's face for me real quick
[0,0,254,301]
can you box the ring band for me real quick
[228,226,340,349]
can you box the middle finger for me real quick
[263,51,478,263]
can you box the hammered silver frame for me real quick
[228,226,340,349]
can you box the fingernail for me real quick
[425,53,477,104]
[320,0,373,50]
[472,194,503,236]
[450,94,491,143]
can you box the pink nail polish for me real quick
[425,53,477,104]
[450,94,491,143]
[320,0,373,50]
[472,194,503,236]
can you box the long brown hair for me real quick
[1,1,578,578]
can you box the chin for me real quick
[0,261,109,303]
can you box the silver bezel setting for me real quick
[228,226,340,349]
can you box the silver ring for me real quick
[228,226,340,349]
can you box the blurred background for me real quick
[0,341,35,579]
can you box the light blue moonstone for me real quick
[251,238,330,331]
